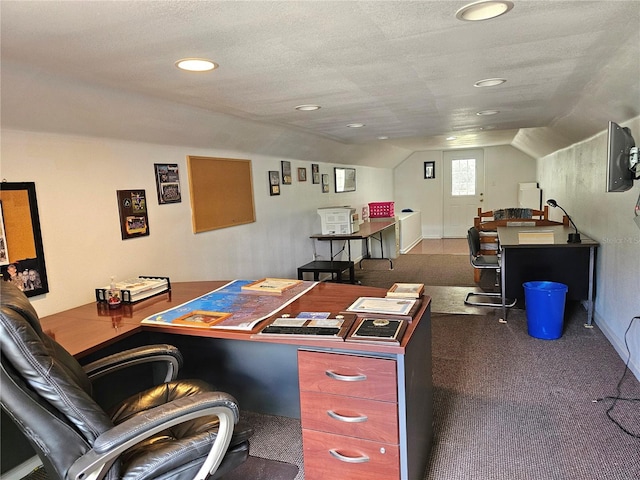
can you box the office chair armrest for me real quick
[83,344,183,383]
[67,391,239,480]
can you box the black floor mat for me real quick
[221,456,299,480]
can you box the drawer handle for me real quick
[329,449,370,464]
[327,410,368,423]
[325,370,367,382]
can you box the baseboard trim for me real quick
[400,237,422,254]
[594,310,640,382]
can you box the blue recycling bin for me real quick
[523,281,568,340]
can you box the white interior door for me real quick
[442,149,485,237]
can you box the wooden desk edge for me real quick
[41,281,430,358]
[310,220,396,240]
[497,225,599,247]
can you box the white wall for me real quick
[1,129,393,317]
[538,116,640,379]
[484,146,539,211]
[393,145,537,238]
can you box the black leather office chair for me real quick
[465,226,515,308]
[0,282,252,480]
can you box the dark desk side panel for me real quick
[1,409,37,473]
[144,332,302,418]
[81,331,301,418]
[403,303,433,480]
[505,247,592,301]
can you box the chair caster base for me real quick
[464,292,516,308]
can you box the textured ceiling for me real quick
[1,0,639,164]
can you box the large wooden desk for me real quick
[497,226,599,325]
[40,281,432,480]
[310,219,396,269]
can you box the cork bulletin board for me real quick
[187,156,256,233]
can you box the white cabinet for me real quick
[397,211,422,254]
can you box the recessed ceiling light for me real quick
[456,1,514,21]
[175,58,218,72]
[476,110,500,116]
[446,136,457,141]
[295,104,321,111]
[474,78,507,87]
[346,123,365,128]
[377,136,389,140]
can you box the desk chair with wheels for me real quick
[0,282,253,480]
[465,226,516,308]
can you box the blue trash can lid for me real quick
[523,281,568,292]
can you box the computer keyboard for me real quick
[260,325,341,336]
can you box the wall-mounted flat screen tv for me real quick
[607,121,638,192]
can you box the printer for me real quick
[317,207,359,235]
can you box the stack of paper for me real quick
[97,277,169,303]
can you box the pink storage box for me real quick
[368,201,394,218]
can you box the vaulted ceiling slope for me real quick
[1,1,639,167]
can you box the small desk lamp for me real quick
[547,199,581,243]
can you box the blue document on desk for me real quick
[141,279,318,330]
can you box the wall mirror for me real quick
[0,182,49,297]
[334,167,356,193]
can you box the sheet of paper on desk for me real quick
[518,230,555,244]
[346,297,416,316]
[141,279,318,330]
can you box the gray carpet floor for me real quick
[427,305,640,480]
[355,253,479,289]
[240,411,305,480]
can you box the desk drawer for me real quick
[300,390,398,443]
[302,429,399,480]
[298,351,397,402]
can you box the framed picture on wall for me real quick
[154,163,182,204]
[311,164,320,184]
[298,167,307,182]
[0,182,49,297]
[269,170,280,196]
[0,202,8,266]
[321,174,330,193]
[424,161,435,179]
[281,161,292,184]
[117,189,150,240]
[334,167,356,192]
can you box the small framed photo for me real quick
[321,174,330,193]
[281,161,292,184]
[172,310,232,328]
[311,164,320,184]
[154,163,181,204]
[268,171,280,196]
[117,189,150,239]
[298,167,307,182]
[424,161,435,179]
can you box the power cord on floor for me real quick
[593,315,640,439]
